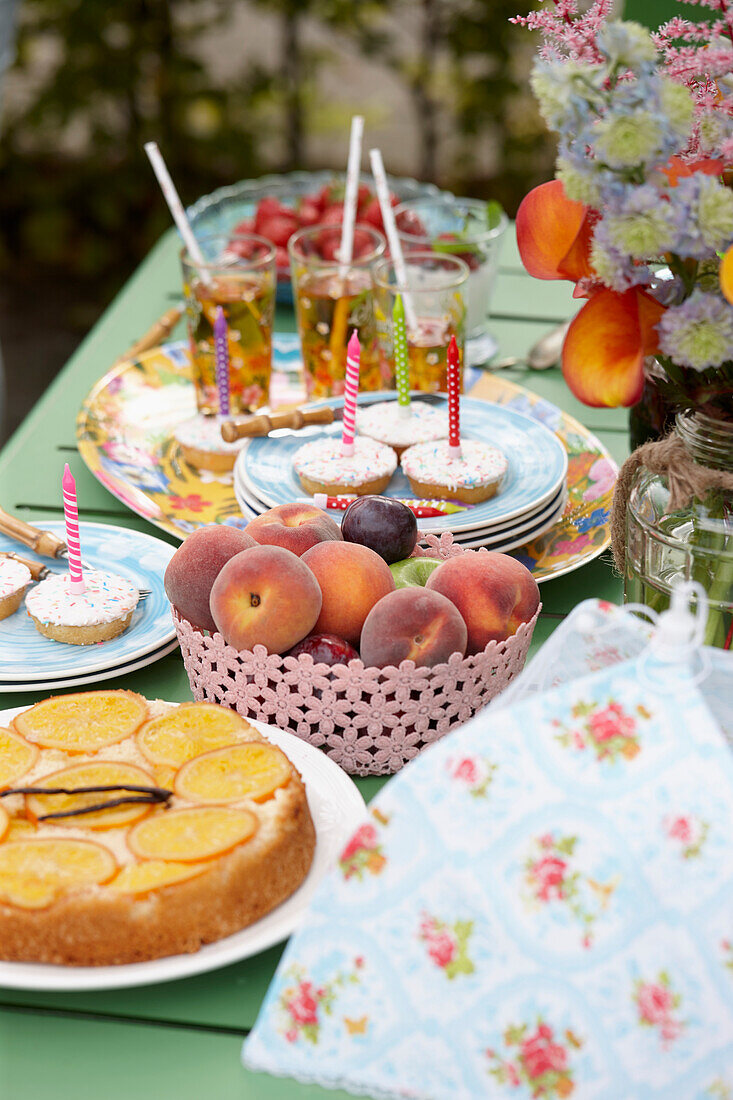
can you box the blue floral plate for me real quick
[0,521,175,682]
[236,395,569,535]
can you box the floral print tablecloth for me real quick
[243,603,733,1099]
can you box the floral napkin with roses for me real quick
[243,602,733,1099]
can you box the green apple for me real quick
[389,557,442,589]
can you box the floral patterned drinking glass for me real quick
[395,197,507,365]
[181,232,276,414]
[373,252,469,393]
[288,223,387,399]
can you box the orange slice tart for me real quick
[0,693,315,966]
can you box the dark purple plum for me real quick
[341,496,418,564]
[286,632,359,667]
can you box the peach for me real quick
[164,525,256,632]
[360,588,467,669]
[209,545,322,654]
[301,541,395,647]
[426,551,540,653]
[246,503,342,557]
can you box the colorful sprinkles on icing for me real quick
[174,415,248,455]
[401,439,508,491]
[0,558,32,599]
[356,401,448,448]
[25,569,139,627]
[294,436,398,489]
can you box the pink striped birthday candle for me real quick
[341,330,360,458]
[62,463,85,594]
[447,335,462,460]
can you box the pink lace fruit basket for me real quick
[173,535,540,776]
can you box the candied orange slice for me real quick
[154,765,177,791]
[0,805,8,843]
[0,837,117,909]
[109,860,207,896]
[175,742,291,805]
[13,691,148,754]
[128,806,257,863]
[136,703,253,768]
[0,873,58,910]
[25,762,158,830]
[6,818,35,841]
[0,726,39,789]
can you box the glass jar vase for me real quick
[624,409,733,648]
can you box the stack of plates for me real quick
[234,394,568,553]
[0,523,177,693]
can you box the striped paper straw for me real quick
[62,463,85,594]
[393,293,411,416]
[341,330,361,457]
[447,335,462,459]
[214,306,230,416]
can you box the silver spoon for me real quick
[486,320,570,371]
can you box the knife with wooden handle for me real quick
[0,508,68,559]
[0,551,50,581]
[221,405,336,442]
[116,305,183,364]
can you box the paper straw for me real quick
[447,335,462,459]
[144,141,210,283]
[369,148,418,330]
[61,463,85,594]
[338,115,364,276]
[393,293,411,416]
[214,306,230,417]
[341,330,361,457]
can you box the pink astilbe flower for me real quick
[511,0,613,63]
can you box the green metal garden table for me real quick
[0,225,630,1098]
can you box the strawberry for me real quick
[297,201,321,227]
[258,213,298,248]
[319,203,345,226]
[233,217,254,235]
[227,236,257,259]
[253,196,284,233]
[356,183,372,212]
[352,228,374,258]
[275,246,290,270]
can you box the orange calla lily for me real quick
[516,181,596,282]
[661,156,724,187]
[720,245,733,305]
[562,288,666,407]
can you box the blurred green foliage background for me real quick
[0,0,550,309]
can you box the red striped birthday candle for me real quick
[341,329,360,458]
[62,463,85,594]
[447,334,462,460]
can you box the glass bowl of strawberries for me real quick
[186,171,447,302]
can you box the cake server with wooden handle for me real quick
[0,509,150,599]
[220,392,448,442]
[0,551,51,581]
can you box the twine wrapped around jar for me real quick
[611,431,733,572]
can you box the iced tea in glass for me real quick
[181,232,276,414]
[373,253,468,392]
[288,224,387,399]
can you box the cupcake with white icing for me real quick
[0,558,32,621]
[356,400,448,460]
[26,570,139,646]
[293,436,398,498]
[174,415,248,473]
[401,439,508,504]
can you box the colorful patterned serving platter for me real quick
[77,339,617,582]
